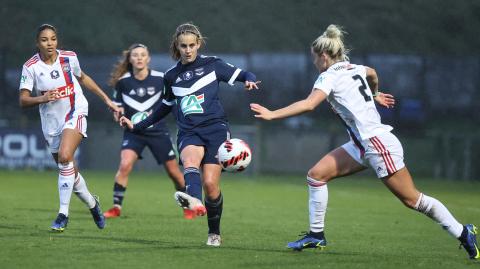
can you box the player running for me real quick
[104,43,185,218]
[119,23,260,246]
[250,24,478,259]
[18,24,119,232]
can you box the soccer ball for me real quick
[217,138,252,172]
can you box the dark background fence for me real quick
[1,0,479,179]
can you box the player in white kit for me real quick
[18,24,119,232]
[250,24,478,259]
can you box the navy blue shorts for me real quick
[177,122,230,165]
[122,131,176,164]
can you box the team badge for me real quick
[182,71,194,81]
[180,94,205,115]
[50,70,60,79]
[147,87,155,95]
[61,63,71,73]
[194,68,204,76]
[136,87,146,97]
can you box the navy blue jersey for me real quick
[113,70,169,134]
[162,55,242,131]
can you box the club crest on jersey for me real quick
[50,70,60,79]
[182,71,194,81]
[180,94,205,115]
[147,87,155,95]
[194,68,204,76]
[61,63,71,73]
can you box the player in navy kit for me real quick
[120,23,260,246]
[104,44,185,218]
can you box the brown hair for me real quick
[169,23,205,61]
[36,23,57,40]
[108,43,149,87]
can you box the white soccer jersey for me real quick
[19,50,88,136]
[313,61,392,141]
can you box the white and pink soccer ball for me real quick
[217,138,252,172]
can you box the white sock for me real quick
[58,162,75,216]
[414,193,464,238]
[74,173,96,209]
[307,176,328,233]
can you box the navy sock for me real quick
[459,226,468,242]
[309,231,325,240]
[184,167,202,200]
[205,193,223,235]
[113,182,126,207]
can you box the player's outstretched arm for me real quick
[77,72,119,112]
[250,88,326,120]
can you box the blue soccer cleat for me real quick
[460,224,479,259]
[287,232,327,251]
[50,213,68,232]
[89,195,106,229]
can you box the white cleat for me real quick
[206,233,222,247]
[174,191,207,219]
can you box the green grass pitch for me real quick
[0,170,479,269]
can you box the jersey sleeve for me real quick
[112,81,124,107]
[19,65,34,92]
[161,78,176,106]
[70,55,82,77]
[313,72,335,95]
[214,59,242,85]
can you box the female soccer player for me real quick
[120,23,260,246]
[250,24,478,259]
[103,43,185,218]
[19,24,119,232]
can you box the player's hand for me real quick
[374,92,395,108]
[119,116,133,130]
[106,99,121,113]
[42,89,58,103]
[113,107,125,122]
[250,103,274,120]
[245,81,261,91]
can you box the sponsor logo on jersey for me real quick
[175,77,182,83]
[194,68,204,76]
[50,70,60,79]
[131,111,153,128]
[20,75,27,83]
[136,87,146,97]
[182,71,194,81]
[129,89,136,95]
[56,84,75,99]
[180,93,205,115]
[147,87,155,95]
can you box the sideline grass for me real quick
[0,170,479,269]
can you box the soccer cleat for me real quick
[89,195,106,229]
[206,233,222,247]
[104,206,121,218]
[50,213,69,232]
[460,224,479,259]
[174,191,207,219]
[287,232,327,251]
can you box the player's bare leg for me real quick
[382,167,478,259]
[104,149,138,218]
[164,158,185,192]
[288,147,365,250]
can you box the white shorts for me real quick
[44,114,88,153]
[341,131,405,178]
